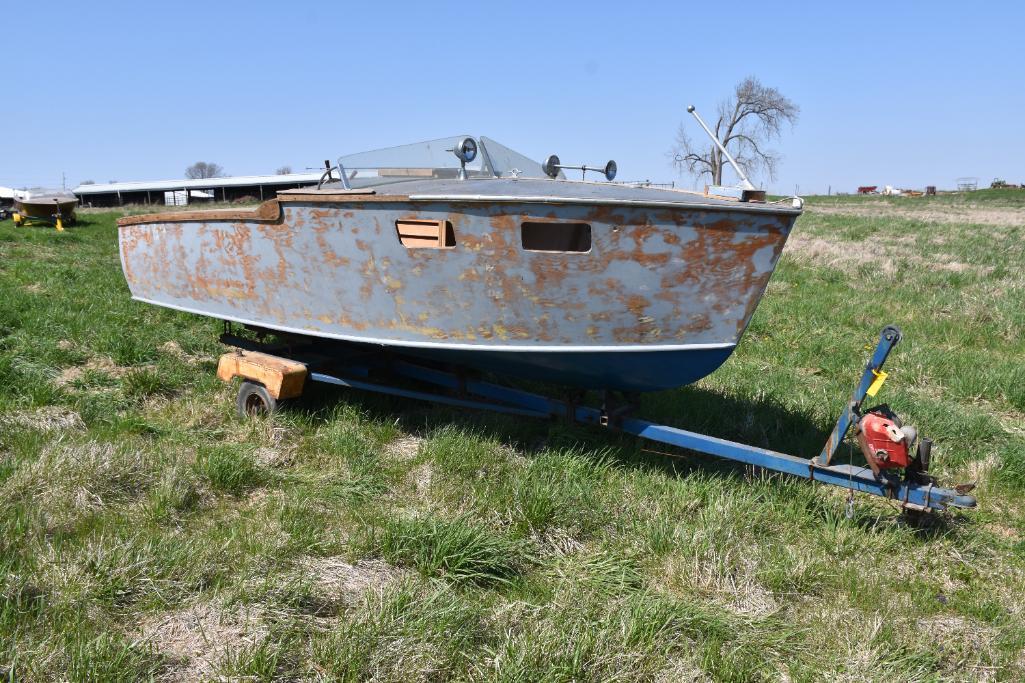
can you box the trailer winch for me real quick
[857,406,916,473]
[215,324,977,515]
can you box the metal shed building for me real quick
[73,172,323,207]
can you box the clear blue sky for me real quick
[4,1,1022,195]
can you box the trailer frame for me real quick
[215,324,977,513]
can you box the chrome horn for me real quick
[543,155,617,182]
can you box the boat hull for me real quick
[398,344,736,392]
[15,197,78,223]
[119,195,796,391]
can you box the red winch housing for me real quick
[856,407,916,474]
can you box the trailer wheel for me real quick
[236,380,277,417]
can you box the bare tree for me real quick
[672,77,798,186]
[185,162,225,179]
[275,165,292,176]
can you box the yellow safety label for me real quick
[866,370,888,397]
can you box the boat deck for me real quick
[119,177,800,226]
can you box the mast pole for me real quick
[687,105,755,190]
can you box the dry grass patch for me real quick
[655,657,713,683]
[251,426,299,468]
[807,203,1025,227]
[918,613,1001,668]
[967,453,1001,483]
[783,232,995,278]
[384,434,435,499]
[1,440,158,530]
[143,383,236,432]
[137,602,267,680]
[55,354,134,387]
[532,526,586,558]
[800,606,901,681]
[385,434,425,461]
[0,405,85,433]
[407,461,435,498]
[992,409,1025,438]
[657,551,779,618]
[300,556,408,603]
[783,233,894,274]
[157,340,202,365]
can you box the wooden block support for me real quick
[216,350,308,399]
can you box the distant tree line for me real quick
[182,162,295,179]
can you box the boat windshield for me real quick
[335,135,561,189]
[15,187,78,201]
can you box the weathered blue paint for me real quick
[119,178,798,391]
[401,344,735,391]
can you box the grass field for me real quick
[0,191,1023,681]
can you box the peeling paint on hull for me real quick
[118,195,796,391]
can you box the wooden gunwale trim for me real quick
[117,198,288,226]
[116,194,414,226]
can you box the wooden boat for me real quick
[14,192,78,225]
[118,136,802,392]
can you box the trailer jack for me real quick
[217,325,977,514]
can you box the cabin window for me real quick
[521,222,591,253]
[395,219,456,248]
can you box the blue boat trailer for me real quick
[219,325,977,514]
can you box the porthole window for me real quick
[521,222,591,253]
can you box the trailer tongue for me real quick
[217,325,977,514]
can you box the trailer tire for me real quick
[237,380,277,418]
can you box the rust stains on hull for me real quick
[118,197,795,350]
